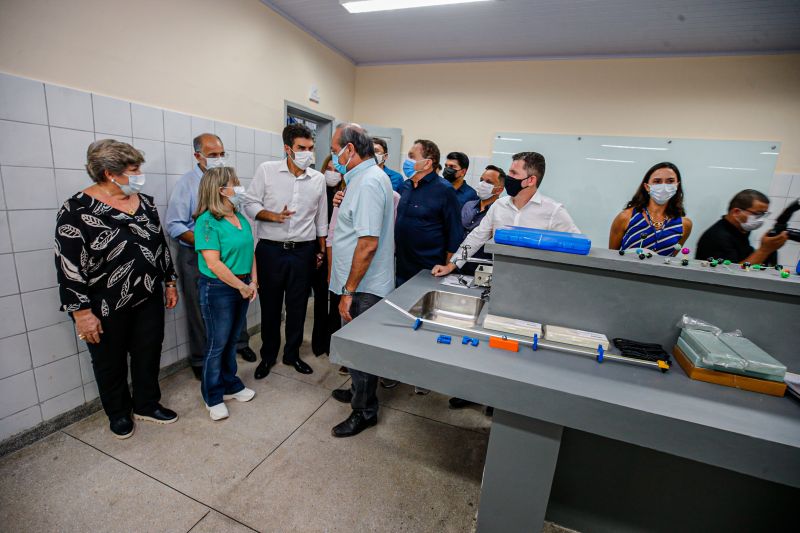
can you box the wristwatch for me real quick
[341,286,355,296]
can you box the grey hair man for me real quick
[328,123,396,438]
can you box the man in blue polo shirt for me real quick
[443,151,479,207]
[395,139,463,286]
[372,137,404,192]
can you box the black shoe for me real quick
[312,340,330,357]
[191,366,202,380]
[110,415,135,439]
[338,366,349,376]
[238,346,257,362]
[448,397,476,409]
[485,406,494,417]
[133,405,178,424]
[284,358,313,375]
[331,411,377,438]
[331,388,353,404]
[254,361,275,380]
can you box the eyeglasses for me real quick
[744,209,770,218]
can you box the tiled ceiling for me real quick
[261,0,800,64]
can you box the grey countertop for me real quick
[331,272,800,487]
[485,241,800,297]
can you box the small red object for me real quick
[489,336,519,352]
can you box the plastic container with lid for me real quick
[493,226,591,256]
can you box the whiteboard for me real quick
[491,133,780,252]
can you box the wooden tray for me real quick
[672,346,786,397]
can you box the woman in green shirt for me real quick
[193,167,257,421]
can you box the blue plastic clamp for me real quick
[462,336,472,345]
[437,335,452,345]
[412,318,422,330]
[532,333,538,351]
[597,344,604,363]
[471,338,479,347]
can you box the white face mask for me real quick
[222,185,246,207]
[205,156,228,169]
[113,173,146,196]
[740,214,765,232]
[374,153,386,165]
[291,150,315,170]
[648,183,677,205]
[325,171,342,187]
[476,180,496,200]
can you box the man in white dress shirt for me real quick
[244,124,328,378]
[432,151,580,276]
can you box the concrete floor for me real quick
[0,305,575,532]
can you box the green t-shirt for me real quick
[195,211,254,278]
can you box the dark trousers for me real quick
[199,275,247,406]
[86,290,164,420]
[328,291,342,340]
[310,254,332,355]
[343,292,382,419]
[256,240,315,365]
[177,244,250,368]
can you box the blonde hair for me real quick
[86,139,144,183]
[193,167,240,220]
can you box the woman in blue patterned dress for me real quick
[609,162,692,257]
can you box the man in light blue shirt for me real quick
[328,123,395,438]
[165,133,256,377]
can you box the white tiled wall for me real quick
[0,72,281,443]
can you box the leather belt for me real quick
[261,239,314,250]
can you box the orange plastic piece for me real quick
[489,336,519,352]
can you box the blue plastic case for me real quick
[494,226,592,255]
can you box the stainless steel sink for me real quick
[408,290,485,329]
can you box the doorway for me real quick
[284,101,334,171]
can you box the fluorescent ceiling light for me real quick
[759,152,779,155]
[341,0,491,14]
[586,157,635,163]
[601,144,668,151]
[708,166,757,171]
[492,151,515,155]
[497,136,523,142]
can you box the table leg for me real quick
[476,409,563,533]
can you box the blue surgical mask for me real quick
[402,158,418,178]
[113,173,146,196]
[332,145,351,175]
[205,156,228,169]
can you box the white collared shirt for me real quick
[244,160,328,242]
[453,190,580,267]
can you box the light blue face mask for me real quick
[402,158,418,178]
[113,173,146,196]
[222,185,246,208]
[332,145,351,176]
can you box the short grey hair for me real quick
[193,133,222,153]
[336,123,374,159]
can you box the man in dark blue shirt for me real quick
[373,137,404,192]
[444,152,479,207]
[395,139,463,286]
[458,165,506,276]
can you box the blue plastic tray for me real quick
[494,226,592,255]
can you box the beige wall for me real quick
[0,0,355,131]
[354,54,800,173]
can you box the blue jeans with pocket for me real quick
[199,274,248,406]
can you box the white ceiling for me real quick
[261,0,800,65]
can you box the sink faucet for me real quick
[460,244,493,265]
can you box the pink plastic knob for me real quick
[681,248,690,255]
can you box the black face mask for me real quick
[504,176,529,197]
[442,167,458,182]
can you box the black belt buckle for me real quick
[282,241,296,250]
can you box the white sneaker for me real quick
[223,387,256,402]
[414,386,430,395]
[206,402,229,421]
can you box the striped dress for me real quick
[620,209,683,256]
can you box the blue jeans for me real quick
[199,275,248,406]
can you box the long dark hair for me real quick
[625,162,685,219]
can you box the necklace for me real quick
[98,185,136,215]
[644,208,667,230]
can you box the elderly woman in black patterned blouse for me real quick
[54,139,179,439]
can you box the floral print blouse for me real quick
[54,192,177,317]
